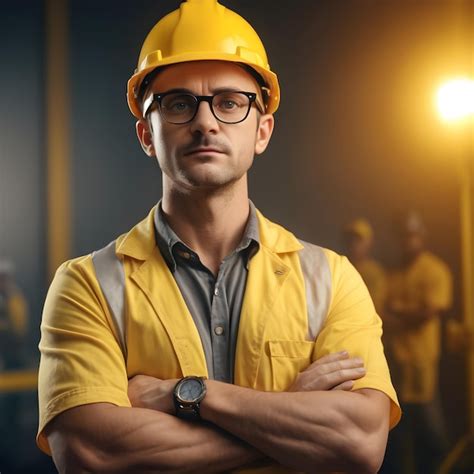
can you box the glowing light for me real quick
[436,78,474,122]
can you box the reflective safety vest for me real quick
[90,208,339,394]
[92,235,331,369]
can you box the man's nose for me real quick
[189,100,219,134]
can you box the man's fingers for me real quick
[289,352,366,392]
[295,366,366,392]
[323,367,366,387]
[305,357,365,378]
[310,351,350,366]
[332,380,354,391]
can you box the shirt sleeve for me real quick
[37,256,131,455]
[314,250,401,429]
[422,259,453,310]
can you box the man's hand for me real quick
[289,350,366,392]
[128,375,178,414]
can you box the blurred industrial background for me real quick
[0,0,472,472]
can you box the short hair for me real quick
[137,67,166,106]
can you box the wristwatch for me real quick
[173,376,207,420]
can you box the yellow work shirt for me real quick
[38,206,400,471]
[354,258,387,314]
[387,251,452,403]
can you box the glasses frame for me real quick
[143,90,262,124]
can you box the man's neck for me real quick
[161,184,251,275]
[403,249,424,267]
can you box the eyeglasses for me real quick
[143,90,262,124]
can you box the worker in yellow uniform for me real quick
[384,212,451,474]
[0,259,28,371]
[344,218,387,314]
[37,1,400,472]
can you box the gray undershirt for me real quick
[154,201,260,383]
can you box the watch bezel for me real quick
[173,376,207,420]
[174,376,206,403]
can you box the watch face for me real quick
[178,378,203,402]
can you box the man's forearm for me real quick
[390,308,438,328]
[47,403,263,473]
[200,382,390,473]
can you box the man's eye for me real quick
[163,95,195,113]
[170,102,190,112]
[221,100,237,109]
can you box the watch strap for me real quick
[173,399,202,420]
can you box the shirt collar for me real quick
[154,200,260,272]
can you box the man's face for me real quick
[137,61,274,192]
[402,231,424,259]
[346,234,372,261]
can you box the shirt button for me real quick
[214,326,224,336]
[214,287,220,296]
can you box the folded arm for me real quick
[124,351,381,473]
[47,351,367,473]
[201,384,390,473]
[46,403,263,474]
[387,303,443,329]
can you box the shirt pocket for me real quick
[268,340,314,392]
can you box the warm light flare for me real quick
[436,78,474,122]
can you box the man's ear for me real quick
[255,114,274,155]
[136,119,155,157]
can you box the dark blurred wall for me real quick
[69,0,173,254]
[0,3,50,471]
[0,1,46,349]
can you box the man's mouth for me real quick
[184,147,224,156]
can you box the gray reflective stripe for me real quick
[298,240,332,341]
[92,240,127,357]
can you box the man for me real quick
[343,218,387,314]
[384,211,452,474]
[38,1,400,472]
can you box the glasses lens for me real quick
[160,94,197,124]
[212,92,251,123]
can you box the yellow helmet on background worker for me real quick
[345,218,374,241]
[127,0,280,119]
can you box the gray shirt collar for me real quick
[154,200,260,272]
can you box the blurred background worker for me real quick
[383,212,452,474]
[343,218,387,314]
[0,259,28,371]
[0,258,30,470]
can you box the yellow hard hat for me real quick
[345,218,374,240]
[127,0,280,119]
